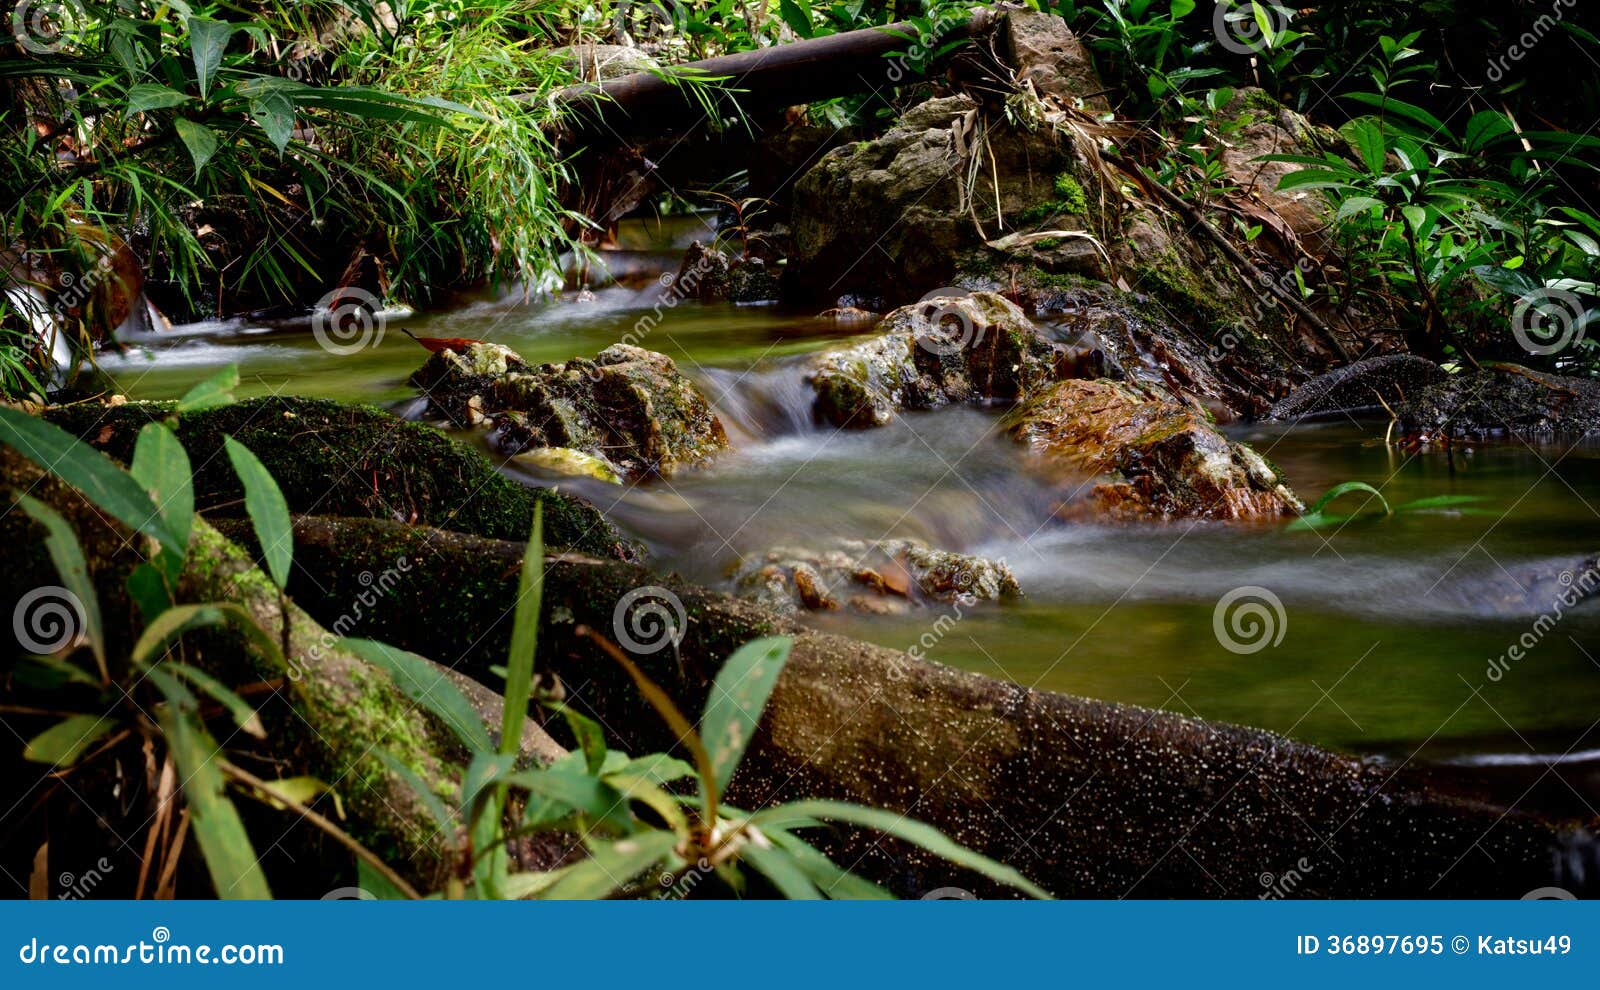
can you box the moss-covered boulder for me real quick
[409,341,529,425]
[485,344,728,480]
[732,538,1021,615]
[42,396,640,560]
[1004,379,1301,520]
[807,291,1069,427]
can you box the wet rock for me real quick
[790,95,1100,304]
[1397,364,1600,441]
[675,241,782,304]
[999,11,1110,112]
[488,343,728,480]
[1217,89,1347,254]
[818,306,879,325]
[807,291,1070,427]
[732,538,1021,615]
[410,341,529,425]
[1004,379,1301,520]
[1269,354,1447,421]
[511,447,623,485]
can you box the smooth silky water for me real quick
[101,239,1600,773]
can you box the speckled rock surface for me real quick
[1397,363,1600,441]
[807,291,1069,427]
[1005,378,1301,520]
[1269,354,1448,421]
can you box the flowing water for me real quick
[101,223,1600,774]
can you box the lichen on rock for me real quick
[732,538,1021,615]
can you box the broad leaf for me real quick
[127,83,192,116]
[23,714,118,767]
[742,843,822,899]
[16,495,105,678]
[187,17,235,99]
[176,365,239,413]
[535,831,677,900]
[174,118,220,175]
[699,636,793,799]
[342,639,493,752]
[130,422,194,575]
[223,437,292,587]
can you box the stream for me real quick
[101,221,1600,779]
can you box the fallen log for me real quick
[279,515,1597,899]
[549,11,998,139]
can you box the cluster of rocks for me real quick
[733,539,1021,615]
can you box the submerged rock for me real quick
[1269,354,1447,421]
[675,241,782,304]
[732,538,1021,615]
[411,339,728,481]
[1004,379,1300,520]
[1397,363,1600,441]
[807,291,1069,427]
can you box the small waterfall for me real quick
[695,360,819,442]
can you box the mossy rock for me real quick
[43,397,641,560]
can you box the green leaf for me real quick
[341,639,493,752]
[130,422,194,575]
[503,767,631,834]
[127,83,193,116]
[1277,169,1359,192]
[743,843,822,899]
[15,495,104,676]
[223,437,292,587]
[168,661,266,739]
[551,702,606,775]
[251,92,295,154]
[699,636,793,799]
[1304,480,1391,516]
[0,407,175,549]
[126,563,172,621]
[500,507,542,757]
[535,831,677,900]
[1340,118,1388,174]
[1344,93,1448,137]
[130,602,285,671]
[374,750,454,833]
[187,17,235,99]
[1463,110,1514,152]
[23,714,118,767]
[174,118,220,175]
[778,0,813,38]
[767,828,893,899]
[147,667,272,899]
[176,365,239,413]
[753,799,1052,899]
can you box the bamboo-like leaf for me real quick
[699,636,792,800]
[341,639,493,752]
[766,828,893,900]
[742,843,823,899]
[500,506,542,757]
[0,407,175,549]
[534,831,678,900]
[16,494,105,678]
[168,661,266,739]
[223,437,292,587]
[130,422,194,578]
[131,603,283,670]
[23,714,118,768]
[752,799,1051,899]
[146,667,272,899]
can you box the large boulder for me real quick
[807,291,1070,427]
[1004,379,1301,521]
[789,96,1104,304]
[1397,363,1600,441]
[999,11,1110,112]
[413,341,729,481]
[733,538,1021,615]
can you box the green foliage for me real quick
[1288,480,1493,532]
